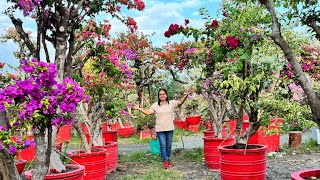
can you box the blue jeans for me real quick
[156,130,173,162]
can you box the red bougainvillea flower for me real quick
[225,36,240,49]
[169,24,179,34]
[211,20,219,27]
[0,62,4,69]
[185,19,190,25]
[164,31,171,38]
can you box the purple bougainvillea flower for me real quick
[8,145,16,154]
[24,139,36,147]
[0,141,4,150]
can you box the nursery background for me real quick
[0,0,319,180]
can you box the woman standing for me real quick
[133,88,192,169]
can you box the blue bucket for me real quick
[149,139,160,155]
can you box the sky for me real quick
[0,0,223,72]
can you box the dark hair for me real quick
[158,89,169,106]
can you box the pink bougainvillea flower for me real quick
[134,0,145,11]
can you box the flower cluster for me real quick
[211,20,219,27]
[0,58,85,127]
[281,43,320,80]
[164,24,184,38]
[13,0,42,16]
[288,83,305,102]
[225,36,240,49]
[289,121,304,131]
[0,58,85,155]
[127,17,138,33]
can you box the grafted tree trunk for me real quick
[205,92,226,137]
[0,157,20,180]
[261,0,320,127]
[0,111,20,180]
[32,129,52,180]
[73,118,91,153]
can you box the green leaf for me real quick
[240,53,250,60]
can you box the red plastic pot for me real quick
[24,164,85,180]
[203,127,228,138]
[102,130,118,142]
[139,129,156,140]
[291,169,320,180]
[15,159,27,174]
[203,130,215,137]
[174,120,188,129]
[203,136,235,170]
[102,122,108,131]
[117,126,134,138]
[123,122,131,127]
[68,148,107,180]
[188,124,199,132]
[219,144,267,180]
[186,115,201,125]
[12,135,36,162]
[228,118,282,152]
[242,122,260,144]
[56,125,72,144]
[111,122,121,130]
[92,142,118,174]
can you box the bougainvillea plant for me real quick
[0,58,85,152]
[166,4,276,144]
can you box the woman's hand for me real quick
[185,88,194,95]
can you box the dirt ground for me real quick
[106,152,320,180]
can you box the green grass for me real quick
[279,138,320,154]
[118,165,183,180]
[181,147,204,164]
[117,149,205,180]
[119,151,162,163]
[68,132,82,148]
[118,134,153,145]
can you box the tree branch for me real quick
[309,21,320,40]
[169,68,188,84]
[7,13,36,57]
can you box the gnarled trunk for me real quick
[0,111,20,180]
[32,128,52,180]
[0,157,20,180]
[261,0,320,127]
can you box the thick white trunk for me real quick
[32,133,50,180]
[49,126,66,172]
